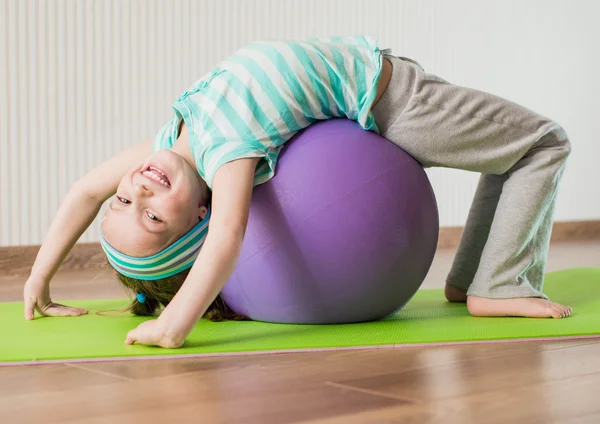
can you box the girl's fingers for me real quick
[24,298,88,319]
[125,330,137,345]
[44,304,89,317]
[24,297,36,320]
[51,303,88,315]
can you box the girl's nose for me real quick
[133,182,153,197]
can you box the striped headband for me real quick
[101,209,211,280]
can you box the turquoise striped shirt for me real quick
[153,36,384,189]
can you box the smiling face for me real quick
[101,149,209,257]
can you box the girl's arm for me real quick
[125,157,260,347]
[24,138,154,319]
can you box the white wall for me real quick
[1,0,598,246]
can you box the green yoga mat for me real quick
[1,268,599,365]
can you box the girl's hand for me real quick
[125,319,184,349]
[23,277,88,320]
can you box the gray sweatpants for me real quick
[371,55,571,299]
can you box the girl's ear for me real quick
[198,205,209,220]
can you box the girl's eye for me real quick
[117,196,131,204]
[146,211,161,222]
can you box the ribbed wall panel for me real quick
[1,0,598,246]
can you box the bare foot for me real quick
[467,296,572,318]
[445,284,467,302]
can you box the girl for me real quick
[23,36,572,349]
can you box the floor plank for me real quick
[0,364,127,398]
[0,364,408,424]
[331,341,600,402]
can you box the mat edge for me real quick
[2,334,599,367]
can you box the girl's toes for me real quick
[549,303,563,319]
[554,303,570,318]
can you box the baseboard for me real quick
[2,221,599,279]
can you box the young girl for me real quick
[23,36,572,348]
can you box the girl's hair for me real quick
[111,264,248,322]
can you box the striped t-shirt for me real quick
[153,36,384,189]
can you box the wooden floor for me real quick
[1,240,599,424]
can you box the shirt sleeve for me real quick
[152,114,182,152]
[203,138,275,189]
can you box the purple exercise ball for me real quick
[221,119,439,324]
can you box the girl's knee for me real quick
[537,121,571,160]
[555,128,571,162]
[550,122,571,155]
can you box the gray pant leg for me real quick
[445,173,506,292]
[371,56,571,299]
[465,133,568,299]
